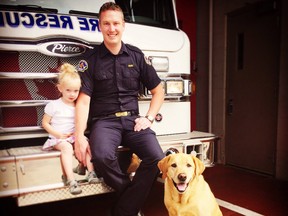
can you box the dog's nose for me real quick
[178,173,187,182]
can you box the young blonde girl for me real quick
[42,63,102,195]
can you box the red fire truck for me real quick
[0,0,217,206]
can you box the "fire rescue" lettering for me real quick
[0,11,100,32]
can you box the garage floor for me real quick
[1,164,288,216]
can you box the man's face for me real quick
[99,10,125,47]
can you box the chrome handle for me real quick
[0,100,49,107]
[0,72,58,79]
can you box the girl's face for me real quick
[57,79,81,105]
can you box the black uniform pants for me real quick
[89,115,164,216]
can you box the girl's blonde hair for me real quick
[57,63,81,86]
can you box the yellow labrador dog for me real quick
[158,153,222,216]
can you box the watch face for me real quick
[146,115,154,122]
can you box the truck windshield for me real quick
[0,0,177,30]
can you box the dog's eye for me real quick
[171,163,177,168]
[187,163,192,167]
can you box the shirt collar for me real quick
[99,41,129,58]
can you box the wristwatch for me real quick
[145,115,154,123]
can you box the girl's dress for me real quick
[42,98,75,150]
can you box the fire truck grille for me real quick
[0,51,82,73]
[0,79,59,101]
[1,106,45,127]
[0,51,83,130]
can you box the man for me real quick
[74,2,165,216]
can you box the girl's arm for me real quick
[42,113,68,139]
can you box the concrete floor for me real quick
[1,164,288,216]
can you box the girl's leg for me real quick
[54,141,74,181]
[86,150,94,172]
[85,146,104,183]
[54,141,82,195]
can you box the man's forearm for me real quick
[147,83,164,117]
[75,105,88,137]
[75,93,90,137]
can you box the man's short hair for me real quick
[99,2,124,21]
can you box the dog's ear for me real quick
[192,156,205,175]
[158,155,171,179]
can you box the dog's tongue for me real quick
[177,183,187,192]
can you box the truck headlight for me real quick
[166,80,184,95]
[149,56,169,72]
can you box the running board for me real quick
[17,181,114,207]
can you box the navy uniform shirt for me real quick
[78,42,161,118]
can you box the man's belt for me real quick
[109,111,132,117]
[93,111,136,120]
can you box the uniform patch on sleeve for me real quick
[144,56,152,65]
[76,60,88,72]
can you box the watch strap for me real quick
[145,115,154,123]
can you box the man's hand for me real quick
[74,135,89,166]
[134,83,164,132]
[134,117,152,132]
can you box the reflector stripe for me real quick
[216,198,264,216]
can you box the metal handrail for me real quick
[0,100,49,107]
[0,72,58,79]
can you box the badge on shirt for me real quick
[76,60,88,72]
